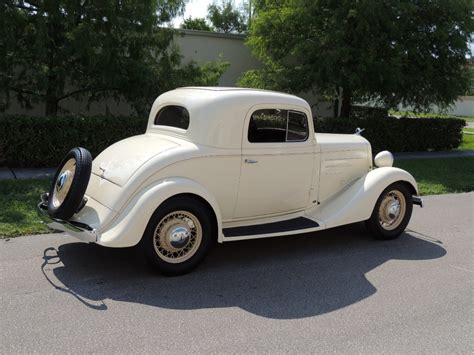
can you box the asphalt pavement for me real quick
[1,192,473,353]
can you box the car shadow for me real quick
[41,224,446,319]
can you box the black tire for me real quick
[366,182,413,240]
[142,196,214,276]
[48,147,92,220]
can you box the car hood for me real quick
[315,133,370,152]
[91,134,180,186]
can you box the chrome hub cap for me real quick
[378,190,406,231]
[169,226,191,248]
[52,158,76,208]
[153,211,202,263]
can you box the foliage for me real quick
[0,115,147,167]
[468,67,474,96]
[0,178,50,238]
[180,17,213,31]
[0,0,228,116]
[207,1,247,34]
[314,115,465,153]
[240,0,474,116]
[395,157,474,195]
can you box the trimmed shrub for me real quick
[0,115,146,167]
[0,113,466,167]
[314,115,466,153]
[350,105,389,120]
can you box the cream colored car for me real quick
[38,87,422,275]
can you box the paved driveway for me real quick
[1,193,473,353]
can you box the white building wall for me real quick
[175,30,262,86]
[398,96,474,117]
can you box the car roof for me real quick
[147,87,311,148]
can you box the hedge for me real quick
[0,115,146,167]
[0,113,466,167]
[314,115,466,153]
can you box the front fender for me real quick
[311,167,418,229]
[97,177,223,247]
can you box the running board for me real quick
[223,217,319,238]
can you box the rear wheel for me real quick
[142,196,214,276]
[366,182,413,240]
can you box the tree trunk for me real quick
[45,72,59,116]
[333,98,339,117]
[340,88,352,117]
[45,95,59,116]
[44,6,62,117]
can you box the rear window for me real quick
[154,105,190,130]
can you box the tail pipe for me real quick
[412,196,423,208]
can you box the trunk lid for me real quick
[91,134,179,186]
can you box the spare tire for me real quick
[48,147,92,220]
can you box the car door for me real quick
[233,105,316,219]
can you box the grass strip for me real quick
[395,157,474,195]
[459,133,474,150]
[0,179,50,238]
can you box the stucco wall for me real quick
[175,30,262,86]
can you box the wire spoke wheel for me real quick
[153,210,203,264]
[378,190,406,231]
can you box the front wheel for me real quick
[366,182,413,240]
[142,196,214,276]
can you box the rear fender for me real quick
[98,177,223,247]
[311,167,418,229]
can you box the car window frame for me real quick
[247,108,310,144]
[153,105,190,131]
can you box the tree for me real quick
[207,1,247,34]
[468,66,474,96]
[180,17,213,31]
[0,0,228,116]
[240,0,474,116]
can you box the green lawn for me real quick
[459,132,474,150]
[395,157,474,195]
[0,179,51,238]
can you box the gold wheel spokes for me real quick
[52,158,76,209]
[153,211,202,264]
[378,190,406,231]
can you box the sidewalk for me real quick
[0,167,55,180]
[393,150,474,160]
[1,150,473,180]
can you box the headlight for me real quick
[374,150,393,167]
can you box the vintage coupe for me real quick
[38,87,422,275]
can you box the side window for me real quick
[287,111,309,141]
[154,105,190,130]
[248,109,287,143]
[248,109,309,143]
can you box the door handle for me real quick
[244,159,258,164]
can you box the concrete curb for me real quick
[0,167,55,181]
[393,150,474,160]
